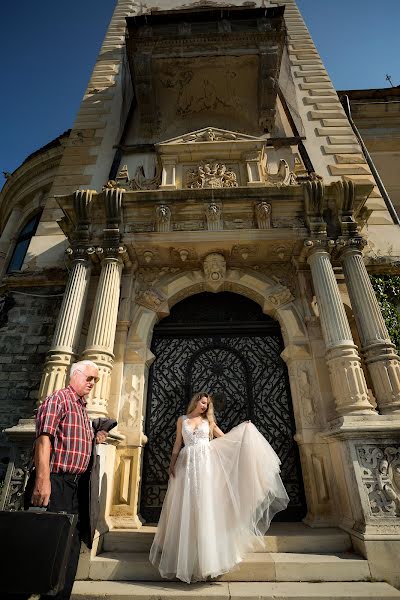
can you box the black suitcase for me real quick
[0,509,78,596]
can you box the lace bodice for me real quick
[182,415,209,447]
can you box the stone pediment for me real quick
[158,127,264,146]
[156,127,266,168]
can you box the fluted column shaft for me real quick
[39,254,91,401]
[307,246,374,415]
[341,247,400,414]
[82,255,123,417]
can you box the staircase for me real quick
[71,523,400,599]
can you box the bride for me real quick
[149,391,289,583]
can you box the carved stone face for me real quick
[203,253,226,289]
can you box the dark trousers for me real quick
[22,471,82,600]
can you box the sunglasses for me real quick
[77,370,99,384]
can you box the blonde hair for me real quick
[186,391,216,440]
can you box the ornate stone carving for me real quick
[255,202,271,229]
[136,288,168,312]
[333,179,359,236]
[117,162,162,191]
[203,253,226,290]
[155,205,171,232]
[187,161,238,189]
[357,445,400,517]
[1,441,32,511]
[206,202,222,231]
[303,179,326,238]
[182,127,238,142]
[251,263,296,294]
[267,286,294,308]
[297,363,318,426]
[266,159,297,187]
[231,245,257,261]
[135,248,160,265]
[102,180,120,190]
[136,266,180,288]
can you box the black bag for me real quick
[0,509,78,595]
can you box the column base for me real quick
[326,345,376,415]
[39,350,76,402]
[364,343,400,414]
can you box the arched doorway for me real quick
[140,292,306,522]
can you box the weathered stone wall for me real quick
[0,287,64,478]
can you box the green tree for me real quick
[370,275,400,353]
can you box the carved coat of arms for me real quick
[187,161,238,189]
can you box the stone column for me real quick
[82,249,123,418]
[39,249,92,401]
[340,241,400,414]
[306,241,374,416]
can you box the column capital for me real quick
[66,245,96,263]
[304,238,336,260]
[336,236,368,259]
[95,244,130,266]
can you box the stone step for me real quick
[72,580,400,600]
[88,551,371,582]
[103,523,352,554]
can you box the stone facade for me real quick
[0,288,63,477]
[340,86,400,219]
[1,0,400,591]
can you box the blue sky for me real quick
[1,1,399,187]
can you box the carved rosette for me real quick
[203,253,226,292]
[187,161,238,189]
[357,445,400,518]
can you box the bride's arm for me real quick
[169,417,183,477]
[213,424,224,438]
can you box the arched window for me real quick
[7,212,41,272]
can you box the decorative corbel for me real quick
[333,179,358,237]
[72,189,96,245]
[303,179,326,238]
[103,188,124,259]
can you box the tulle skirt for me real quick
[149,422,289,583]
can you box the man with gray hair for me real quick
[27,359,107,599]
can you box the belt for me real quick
[51,471,81,483]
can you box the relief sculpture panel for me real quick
[357,444,400,518]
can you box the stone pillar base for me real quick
[364,343,400,414]
[326,345,375,415]
[321,417,400,587]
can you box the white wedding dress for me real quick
[149,416,289,583]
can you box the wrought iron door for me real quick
[140,293,305,522]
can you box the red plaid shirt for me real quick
[35,385,93,475]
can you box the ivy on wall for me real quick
[370,275,400,353]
